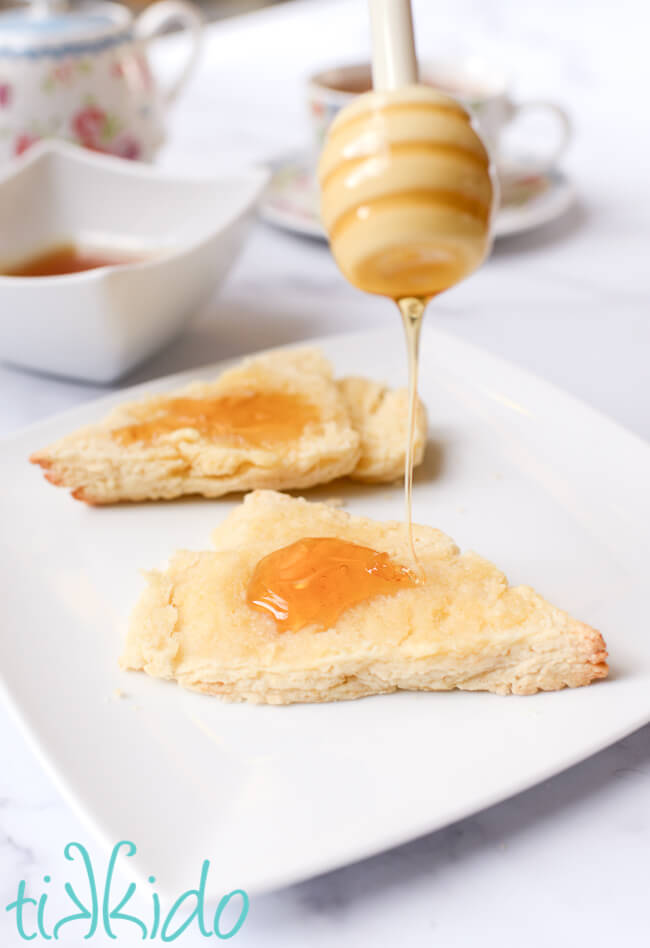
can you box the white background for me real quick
[1,0,649,944]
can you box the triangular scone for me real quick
[30,349,361,504]
[121,490,608,704]
[338,376,427,482]
[30,348,428,504]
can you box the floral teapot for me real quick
[0,0,202,163]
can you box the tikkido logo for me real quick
[5,841,249,942]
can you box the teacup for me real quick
[0,0,203,164]
[307,58,572,172]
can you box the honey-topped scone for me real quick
[30,348,427,504]
[121,490,608,704]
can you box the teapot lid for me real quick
[0,2,132,54]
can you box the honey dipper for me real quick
[318,0,497,564]
[319,0,497,298]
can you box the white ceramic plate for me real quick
[259,152,575,241]
[2,328,649,899]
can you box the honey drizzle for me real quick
[247,536,416,632]
[397,297,427,570]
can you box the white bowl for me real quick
[0,142,269,382]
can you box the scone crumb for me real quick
[324,497,346,508]
[112,688,126,700]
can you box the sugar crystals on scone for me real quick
[121,490,608,705]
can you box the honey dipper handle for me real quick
[368,0,419,90]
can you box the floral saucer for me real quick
[259,153,576,242]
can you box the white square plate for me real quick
[2,327,649,897]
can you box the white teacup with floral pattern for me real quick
[0,0,202,164]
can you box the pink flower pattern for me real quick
[110,135,141,160]
[14,133,40,157]
[53,63,75,84]
[6,51,148,162]
[72,105,107,148]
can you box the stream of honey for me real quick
[397,296,426,567]
[358,244,477,568]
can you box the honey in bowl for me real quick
[247,536,416,632]
[0,242,149,277]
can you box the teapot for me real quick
[0,0,202,163]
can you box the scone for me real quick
[338,376,427,482]
[121,490,608,704]
[30,348,427,504]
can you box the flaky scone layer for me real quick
[339,376,427,482]
[121,490,608,704]
[30,348,427,504]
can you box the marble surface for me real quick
[1,0,649,944]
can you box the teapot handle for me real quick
[135,0,203,107]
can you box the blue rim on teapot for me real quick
[0,3,132,58]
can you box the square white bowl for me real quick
[0,142,268,382]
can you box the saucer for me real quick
[259,152,576,242]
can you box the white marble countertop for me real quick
[1,0,649,944]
